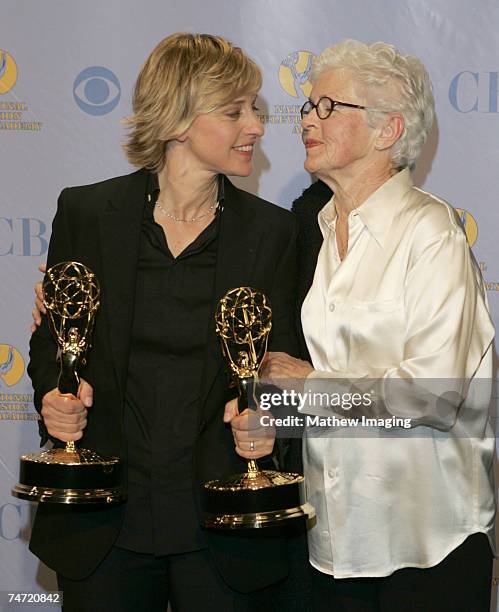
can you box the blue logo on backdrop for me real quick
[73,66,121,116]
[0,503,25,540]
[449,71,499,113]
[0,217,47,256]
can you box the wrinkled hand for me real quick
[223,398,275,460]
[41,379,93,442]
[30,263,46,333]
[260,351,314,391]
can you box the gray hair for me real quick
[312,39,435,169]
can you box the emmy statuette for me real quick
[13,262,124,504]
[203,287,315,529]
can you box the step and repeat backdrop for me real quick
[1,1,498,609]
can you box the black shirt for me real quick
[116,174,220,554]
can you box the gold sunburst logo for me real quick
[455,208,478,247]
[278,51,315,99]
[0,50,18,95]
[0,344,24,387]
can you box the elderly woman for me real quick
[263,40,495,611]
[28,33,299,612]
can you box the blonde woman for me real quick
[28,33,299,612]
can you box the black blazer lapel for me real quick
[98,171,148,396]
[199,178,262,416]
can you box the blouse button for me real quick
[329,303,335,312]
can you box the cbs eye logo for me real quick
[73,66,121,116]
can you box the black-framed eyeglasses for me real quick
[300,96,367,120]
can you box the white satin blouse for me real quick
[301,168,495,578]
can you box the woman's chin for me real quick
[303,159,315,174]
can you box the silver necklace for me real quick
[154,196,218,223]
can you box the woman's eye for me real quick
[252,105,260,112]
[227,111,242,118]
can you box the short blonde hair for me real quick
[313,39,435,169]
[123,33,262,173]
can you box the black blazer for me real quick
[28,169,300,592]
[291,180,332,360]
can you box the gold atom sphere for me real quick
[215,287,272,344]
[43,261,100,320]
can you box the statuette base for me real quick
[13,448,125,504]
[203,469,315,529]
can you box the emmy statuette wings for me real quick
[13,262,125,504]
[203,286,315,529]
